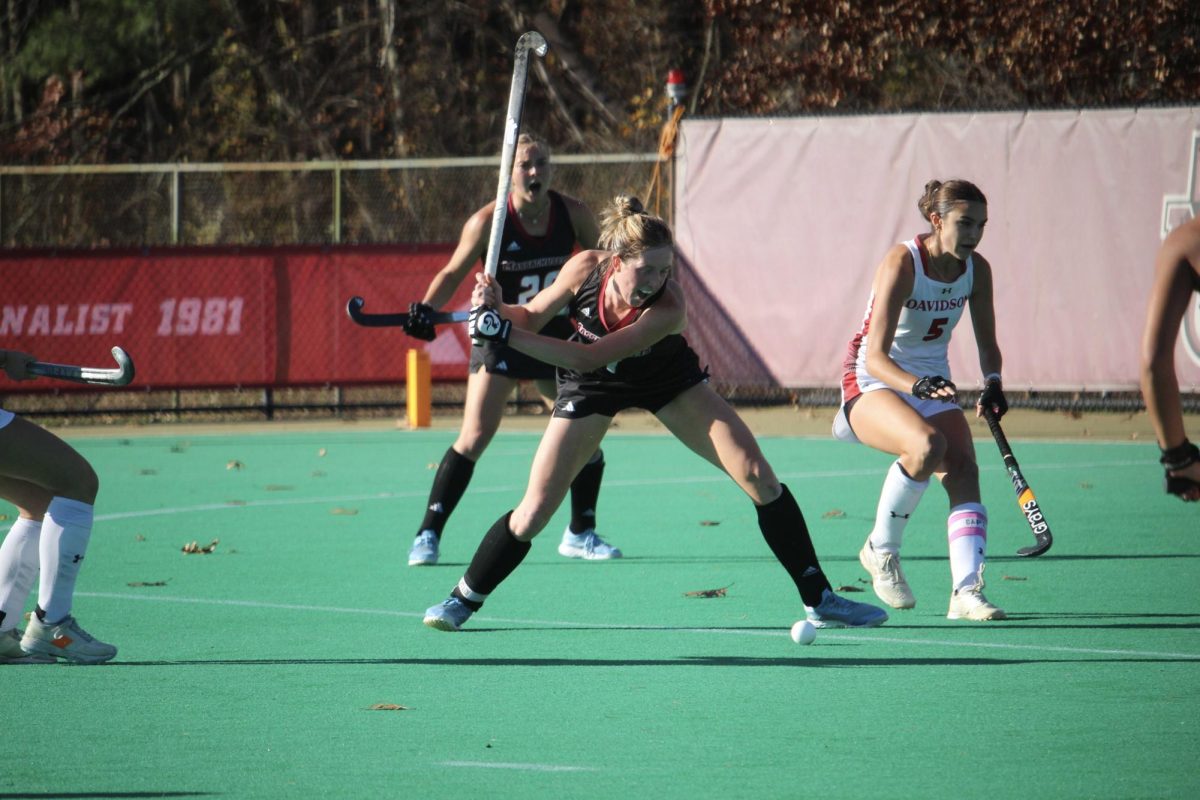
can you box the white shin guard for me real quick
[37,497,95,624]
[0,517,42,630]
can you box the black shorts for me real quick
[552,350,710,419]
[469,316,573,380]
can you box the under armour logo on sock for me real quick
[71,554,84,563]
[801,566,820,577]
[428,502,444,514]
[890,511,911,519]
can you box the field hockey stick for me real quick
[347,34,547,330]
[982,407,1053,557]
[345,296,470,328]
[481,31,549,280]
[26,346,135,386]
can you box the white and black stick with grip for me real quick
[26,346,136,386]
[345,32,549,331]
[982,407,1053,557]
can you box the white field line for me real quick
[75,591,1200,661]
[64,458,1143,525]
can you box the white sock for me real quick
[868,460,930,553]
[948,503,987,590]
[37,497,94,624]
[0,518,42,632]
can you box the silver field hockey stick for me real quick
[345,33,548,329]
[482,31,549,279]
[27,346,136,386]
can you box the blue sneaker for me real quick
[408,530,439,566]
[804,588,889,628]
[423,597,474,631]
[557,527,622,560]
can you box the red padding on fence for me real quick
[0,245,474,391]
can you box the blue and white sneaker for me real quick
[804,588,889,628]
[557,528,622,560]
[408,530,439,566]
[423,597,474,631]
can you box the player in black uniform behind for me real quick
[402,134,622,566]
[422,195,888,632]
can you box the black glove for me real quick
[912,375,955,400]
[468,305,511,346]
[403,302,437,342]
[978,375,1008,418]
[1160,440,1200,500]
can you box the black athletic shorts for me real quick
[469,316,573,380]
[552,350,710,419]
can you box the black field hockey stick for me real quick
[983,407,1053,557]
[345,297,469,328]
[27,346,135,386]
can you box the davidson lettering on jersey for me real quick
[904,296,968,312]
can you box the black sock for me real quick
[453,512,532,610]
[419,447,476,538]
[756,484,832,608]
[568,450,604,533]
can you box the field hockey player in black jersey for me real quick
[422,195,888,632]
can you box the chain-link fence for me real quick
[0,155,663,247]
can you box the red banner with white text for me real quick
[0,245,474,391]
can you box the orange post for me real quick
[406,348,432,428]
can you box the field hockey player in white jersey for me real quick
[0,349,117,664]
[832,179,1008,621]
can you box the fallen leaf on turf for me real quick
[226,460,244,470]
[836,584,864,592]
[182,538,219,554]
[1002,575,1027,581]
[1079,482,1093,489]
[330,507,359,515]
[699,520,721,526]
[684,583,733,598]
[427,462,438,470]
[822,509,846,518]
[169,443,188,453]
[139,468,157,476]
[135,534,146,541]
[127,580,169,587]
[318,448,328,457]
[0,513,7,521]
[368,704,410,711]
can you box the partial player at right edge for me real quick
[1140,214,1200,502]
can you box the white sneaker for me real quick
[947,569,1007,621]
[557,528,622,560]
[1,628,54,664]
[858,540,915,609]
[21,615,118,664]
